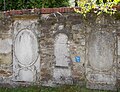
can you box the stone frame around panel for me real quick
[85,29,117,90]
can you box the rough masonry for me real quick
[0,11,120,90]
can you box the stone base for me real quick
[86,82,117,91]
[53,78,73,85]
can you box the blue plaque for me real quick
[75,56,80,62]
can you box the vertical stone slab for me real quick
[117,35,120,80]
[118,36,120,56]
[54,33,69,67]
[86,31,116,90]
[14,29,39,82]
[13,16,40,82]
[53,33,72,84]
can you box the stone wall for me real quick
[0,11,120,90]
[117,31,120,88]
[0,18,13,84]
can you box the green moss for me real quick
[0,85,118,92]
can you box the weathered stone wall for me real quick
[12,15,40,83]
[117,31,120,88]
[0,18,13,84]
[85,14,117,90]
[0,12,120,90]
[39,13,86,85]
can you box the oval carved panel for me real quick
[14,29,39,66]
[88,31,114,71]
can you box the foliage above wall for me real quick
[74,0,120,16]
[0,0,69,10]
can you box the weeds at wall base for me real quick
[0,85,119,92]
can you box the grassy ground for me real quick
[0,85,119,92]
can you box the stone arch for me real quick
[54,33,69,67]
[53,33,72,84]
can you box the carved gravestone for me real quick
[86,31,116,90]
[117,34,120,80]
[53,33,72,84]
[13,19,40,82]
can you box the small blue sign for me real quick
[75,56,80,62]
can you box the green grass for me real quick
[0,85,119,92]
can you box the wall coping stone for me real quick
[0,6,120,16]
[1,5,120,16]
[4,7,79,16]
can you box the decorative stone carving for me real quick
[13,19,40,82]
